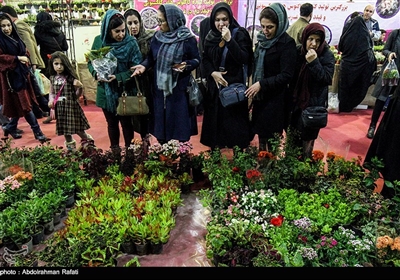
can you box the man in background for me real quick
[286,3,313,45]
[363,4,381,43]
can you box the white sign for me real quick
[237,0,400,46]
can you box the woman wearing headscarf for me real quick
[34,11,68,79]
[200,2,253,150]
[364,85,400,199]
[0,12,48,142]
[124,8,155,146]
[366,28,399,139]
[88,9,142,153]
[131,4,200,144]
[245,3,297,151]
[289,23,335,159]
[337,15,376,112]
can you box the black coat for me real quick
[251,33,297,140]
[34,20,68,77]
[200,27,254,149]
[290,44,335,141]
[364,88,400,198]
[337,16,376,112]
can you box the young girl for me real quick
[48,51,94,151]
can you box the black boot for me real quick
[34,131,50,143]
[2,127,22,139]
[367,125,375,139]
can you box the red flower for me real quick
[246,169,261,179]
[232,167,240,173]
[270,215,284,227]
[324,204,330,208]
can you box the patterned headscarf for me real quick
[294,23,327,109]
[100,9,139,113]
[124,8,155,58]
[253,3,289,83]
[154,4,194,97]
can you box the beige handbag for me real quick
[116,76,149,116]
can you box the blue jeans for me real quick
[3,111,41,134]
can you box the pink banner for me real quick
[134,0,238,37]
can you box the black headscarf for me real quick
[204,2,240,47]
[0,12,29,91]
[338,16,374,61]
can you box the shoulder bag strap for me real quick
[54,78,66,104]
[134,76,143,97]
[219,28,247,84]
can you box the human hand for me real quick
[73,79,83,88]
[212,70,228,87]
[245,82,260,98]
[18,56,29,65]
[131,65,146,77]
[306,49,317,63]
[388,52,397,62]
[221,26,231,42]
[172,62,187,72]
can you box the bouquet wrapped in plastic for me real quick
[382,60,399,87]
[85,47,117,81]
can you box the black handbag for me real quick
[219,83,247,107]
[301,106,328,129]
[217,27,248,108]
[187,75,203,107]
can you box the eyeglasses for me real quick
[157,18,166,25]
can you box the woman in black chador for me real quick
[337,15,376,112]
[34,11,68,79]
[364,84,400,199]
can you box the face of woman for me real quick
[214,11,229,32]
[306,34,321,51]
[125,14,140,36]
[0,18,12,36]
[110,22,126,42]
[260,18,277,39]
[157,10,169,32]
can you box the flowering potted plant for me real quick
[85,46,117,81]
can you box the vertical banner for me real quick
[134,0,238,38]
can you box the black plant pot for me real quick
[149,242,163,255]
[32,225,45,245]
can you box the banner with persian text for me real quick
[237,0,400,46]
[133,0,238,38]
[133,0,399,45]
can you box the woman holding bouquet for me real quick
[131,4,200,144]
[87,9,142,154]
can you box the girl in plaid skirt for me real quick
[48,51,94,151]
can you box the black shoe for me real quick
[367,127,375,139]
[2,127,22,139]
[42,112,50,117]
[34,132,50,142]
[42,116,53,124]
[15,128,23,134]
